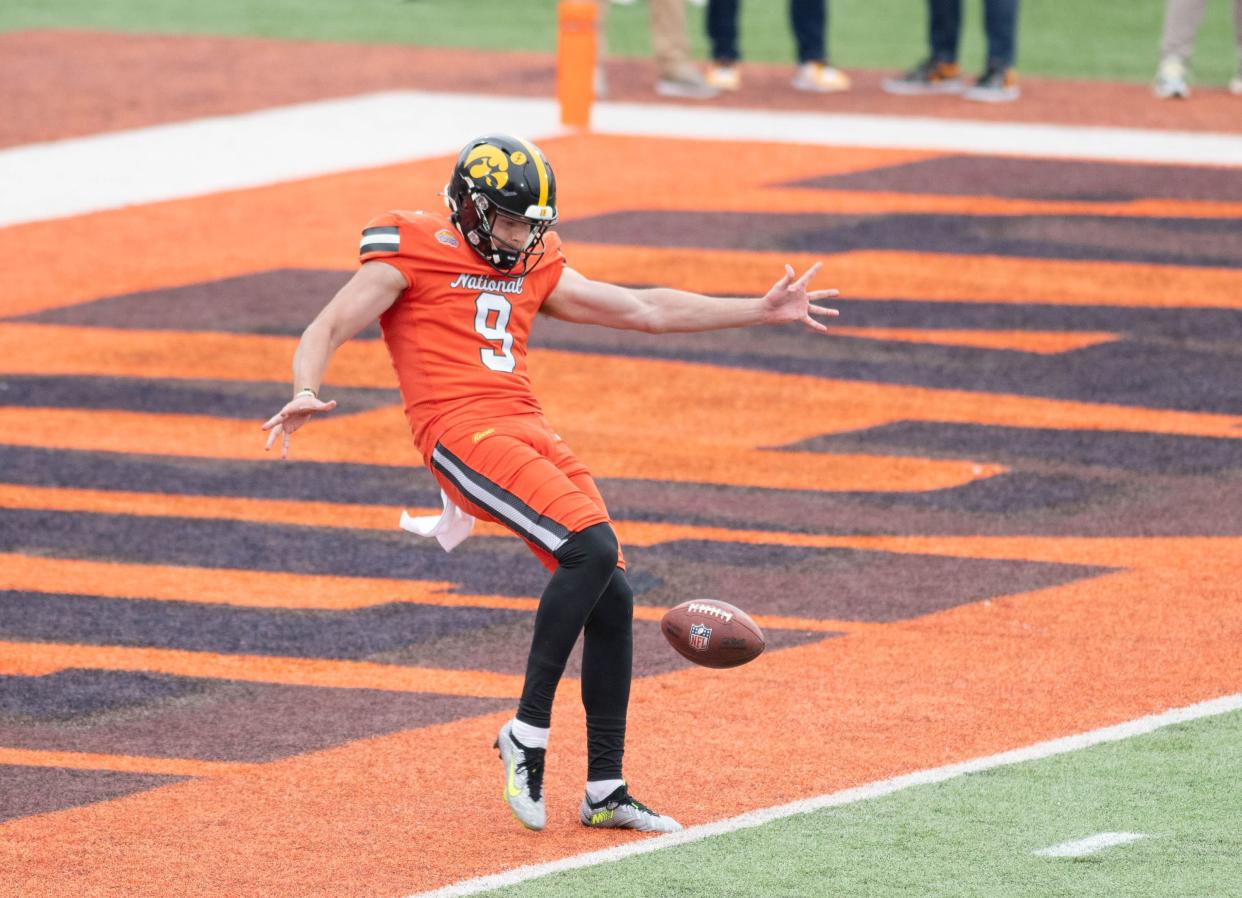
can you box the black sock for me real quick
[516,523,619,728]
[581,571,634,781]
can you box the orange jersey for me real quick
[360,210,567,455]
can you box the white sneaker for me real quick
[1154,56,1190,99]
[1230,73,1242,95]
[792,62,851,93]
[580,784,683,833]
[706,63,741,91]
[495,722,546,831]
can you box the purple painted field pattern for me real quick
[6,138,1242,837]
[0,672,508,762]
[0,765,186,823]
[0,445,443,507]
[786,422,1242,476]
[0,512,1106,618]
[788,154,1242,203]
[0,375,398,419]
[557,211,1242,269]
[15,269,358,336]
[19,270,1242,343]
[0,590,531,661]
[11,269,1242,415]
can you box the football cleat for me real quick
[495,722,547,831]
[579,785,682,833]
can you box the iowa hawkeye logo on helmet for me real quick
[446,135,557,276]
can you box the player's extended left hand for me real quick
[762,262,840,333]
[261,392,338,459]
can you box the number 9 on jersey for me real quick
[474,292,516,373]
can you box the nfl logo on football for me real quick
[688,623,712,652]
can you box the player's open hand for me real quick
[763,262,839,333]
[261,392,338,459]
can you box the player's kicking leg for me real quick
[494,522,620,830]
[577,570,682,833]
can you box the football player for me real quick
[262,134,838,832]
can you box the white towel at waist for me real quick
[399,489,475,551]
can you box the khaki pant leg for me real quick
[651,0,691,76]
[1160,0,1208,62]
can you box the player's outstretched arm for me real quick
[261,261,406,459]
[542,264,838,334]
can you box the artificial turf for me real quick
[3,0,1238,84]
[481,707,1242,898]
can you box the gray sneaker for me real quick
[495,722,546,831]
[579,785,682,833]
[655,67,719,100]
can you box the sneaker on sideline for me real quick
[1154,56,1190,99]
[963,64,1020,102]
[792,62,851,93]
[495,721,546,831]
[656,65,719,99]
[579,784,683,833]
[882,57,964,95]
[706,63,742,91]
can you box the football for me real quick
[660,599,765,669]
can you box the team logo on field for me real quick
[688,623,713,652]
[435,228,460,248]
[464,144,510,190]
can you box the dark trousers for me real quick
[707,0,828,64]
[929,0,1019,68]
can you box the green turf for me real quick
[5,0,1239,84]
[479,708,1242,898]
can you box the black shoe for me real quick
[964,64,1020,103]
[882,57,965,95]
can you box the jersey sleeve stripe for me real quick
[430,444,569,554]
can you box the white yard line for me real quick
[1034,832,1149,857]
[407,692,1242,898]
[3,90,1242,229]
[593,102,1242,168]
[0,92,566,229]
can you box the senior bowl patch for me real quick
[435,228,461,248]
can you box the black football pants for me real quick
[516,522,634,781]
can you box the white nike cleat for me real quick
[495,721,546,831]
[579,784,682,833]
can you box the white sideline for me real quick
[1034,832,1148,857]
[406,693,1242,898]
[4,90,1242,229]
